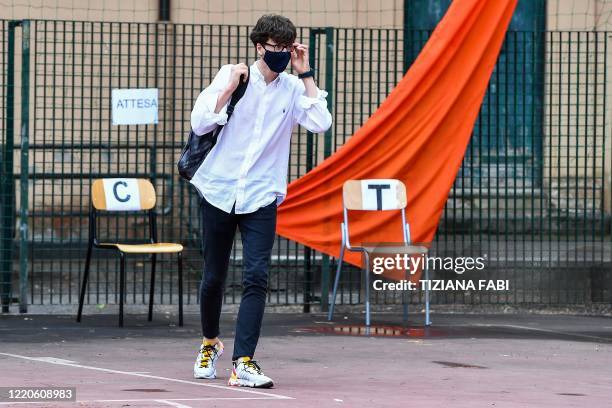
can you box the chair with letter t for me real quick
[77,178,184,327]
[327,179,431,327]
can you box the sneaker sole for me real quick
[228,378,274,389]
[194,369,216,379]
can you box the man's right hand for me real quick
[214,63,248,114]
[226,63,249,93]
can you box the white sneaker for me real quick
[193,341,223,379]
[228,357,274,388]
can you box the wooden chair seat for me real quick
[99,242,184,254]
[360,244,429,255]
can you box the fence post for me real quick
[18,20,30,314]
[303,29,318,313]
[1,21,18,313]
[319,27,334,312]
[403,0,409,72]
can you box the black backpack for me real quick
[177,72,250,181]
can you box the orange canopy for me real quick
[277,0,517,278]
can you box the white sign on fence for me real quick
[111,88,159,125]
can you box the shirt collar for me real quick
[250,60,282,86]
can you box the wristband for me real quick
[298,69,315,79]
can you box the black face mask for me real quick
[263,49,291,73]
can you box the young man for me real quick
[189,14,332,388]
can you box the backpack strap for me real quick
[210,69,249,139]
[226,71,250,119]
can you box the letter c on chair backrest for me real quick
[91,178,156,211]
[343,179,407,211]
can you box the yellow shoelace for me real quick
[199,345,217,368]
[242,360,263,374]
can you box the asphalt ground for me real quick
[1,311,611,407]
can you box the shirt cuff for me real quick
[202,91,229,125]
[298,89,328,110]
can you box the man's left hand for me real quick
[291,42,310,75]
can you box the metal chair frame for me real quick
[328,185,431,327]
[77,180,183,327]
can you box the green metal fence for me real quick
[1,19,610,313]
[0,20,10,312]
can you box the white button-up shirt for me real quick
[190,61,333,214]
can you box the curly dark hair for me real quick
[250,14,296,47]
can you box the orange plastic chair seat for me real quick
[99,242,184,253]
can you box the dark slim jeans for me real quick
[199,196,277,360]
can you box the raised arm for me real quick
[190,63,249,135]
[290,42,332,133]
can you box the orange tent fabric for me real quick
[276,0,517,279]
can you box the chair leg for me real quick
[364,252,371,327]
[424,264,432,326]
[77,242,93,323]
[178,252,184,327]
[327,245,345,321]
[119,252,126,327]
[148,253,157,322]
